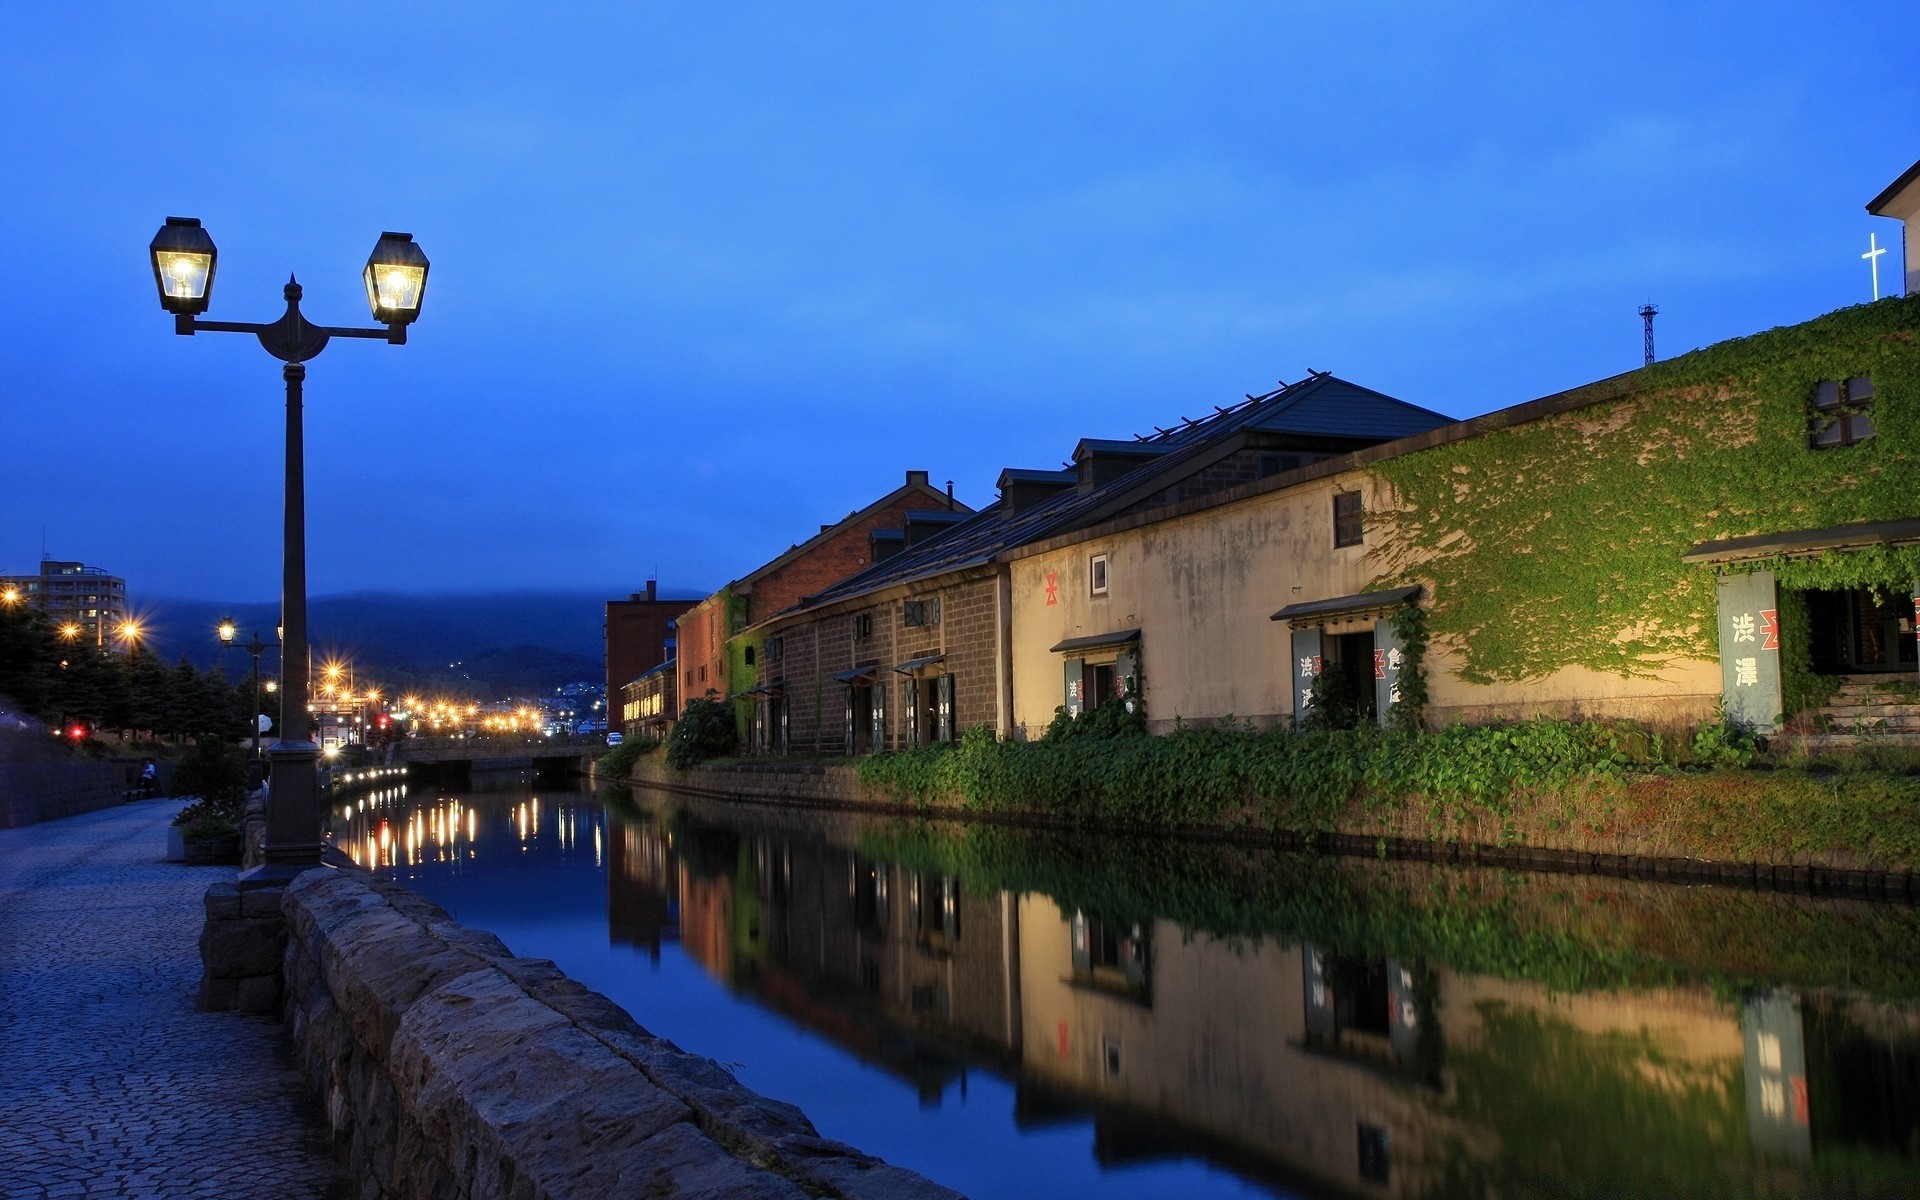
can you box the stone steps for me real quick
[1810,674,1920,732]
[1786,732,1920,751]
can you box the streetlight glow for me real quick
[217,617,238,644]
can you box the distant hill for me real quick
[143,590,650,698]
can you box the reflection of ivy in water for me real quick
[852,820,1920,999]
[1428,1001,1745,1198]
[1365,297,1920,687]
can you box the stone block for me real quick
[198,975,238,1013]
[240,884,287,918]
[236,974,283,1015]
[203,882,241,920]
[201,917,287,979]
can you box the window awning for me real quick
[1681,518,1920,565]
[831,667,876,685]
[1048,628,1140,655]
[1270,585,1422,625]
[891,653,946,674]
[740,683,783,697]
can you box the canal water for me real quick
[327,774,1920,1198]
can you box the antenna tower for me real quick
[1639,304,1658,367]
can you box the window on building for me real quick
[1810,376,1876,449]
[904,598,942,627]
[1333,491,1365,547]
[765,637,784,663]
[853,613,872,639]
[698,665,706,682]
[1089,554,1109,596]
[744,645,755,665]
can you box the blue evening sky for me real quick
[3,3,1914,601]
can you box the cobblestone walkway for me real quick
[0,800,347,1200]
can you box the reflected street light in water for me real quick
[150,217,430,885]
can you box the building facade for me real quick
[747,375,1453,754]
[604,580,695,729]
[1007,299,1920,736]
[0,560,129,647]
[620,658,677,742]
[674,470,968,731]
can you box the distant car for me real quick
[605,732,624,746]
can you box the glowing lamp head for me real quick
[59,623,81,640]
[148,217,218,315]
[1,586,19,605]
[119,622,139,641]
[216,617,237,645]
[363,231,429,326]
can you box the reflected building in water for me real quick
[604,805,1920,1198]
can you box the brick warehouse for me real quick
[745,375,1451,755]
[671,470,968,733]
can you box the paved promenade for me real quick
[0,800,346,1200]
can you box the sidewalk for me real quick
[0,799,346,1200]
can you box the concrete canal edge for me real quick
[621,759,1920,903]
[199,868,963,1200]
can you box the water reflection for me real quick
[334,782,1920,1198]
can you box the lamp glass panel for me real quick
[156,251,212,301]
[364,263,425,318]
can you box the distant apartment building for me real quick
[0,560,129,646]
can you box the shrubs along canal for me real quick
[327,773,1920,1199]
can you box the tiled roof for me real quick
[780,373,1450,617]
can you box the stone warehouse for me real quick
[1007,298,1920,737]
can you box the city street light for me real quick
[150,217,429,885]
[216,618,279,772]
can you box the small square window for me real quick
[1809,376,1876,449]
[853,613,872,639]
[1089,554,1110,596]
[1333,492,1365,547]
[904,600,926,627]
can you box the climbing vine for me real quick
[1386,603,1429,731]
[1366,297,1920,688]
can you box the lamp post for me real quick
[151,218,428,885]
[216,618,279,773]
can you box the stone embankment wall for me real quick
[0,756,126,828]
[259,866,961,1200]
[623,759,1920,900]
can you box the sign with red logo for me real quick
[1044,572,1059,606]
[1759,608,1780,651]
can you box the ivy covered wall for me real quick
[1368,297,1920,689]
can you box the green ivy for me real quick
[1366,297,1920,690]
[1385,603,1430,731]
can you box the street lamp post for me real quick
[217,618,279,773]
[151,218,429,885]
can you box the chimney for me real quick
[946,480,955,510]
[646,579,657,601]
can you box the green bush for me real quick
[170,738,248,832]
[597,735,659,779]
[667,698,738,768]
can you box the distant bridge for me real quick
[391,735,604,778]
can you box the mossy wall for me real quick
[1368,298,1920,689]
